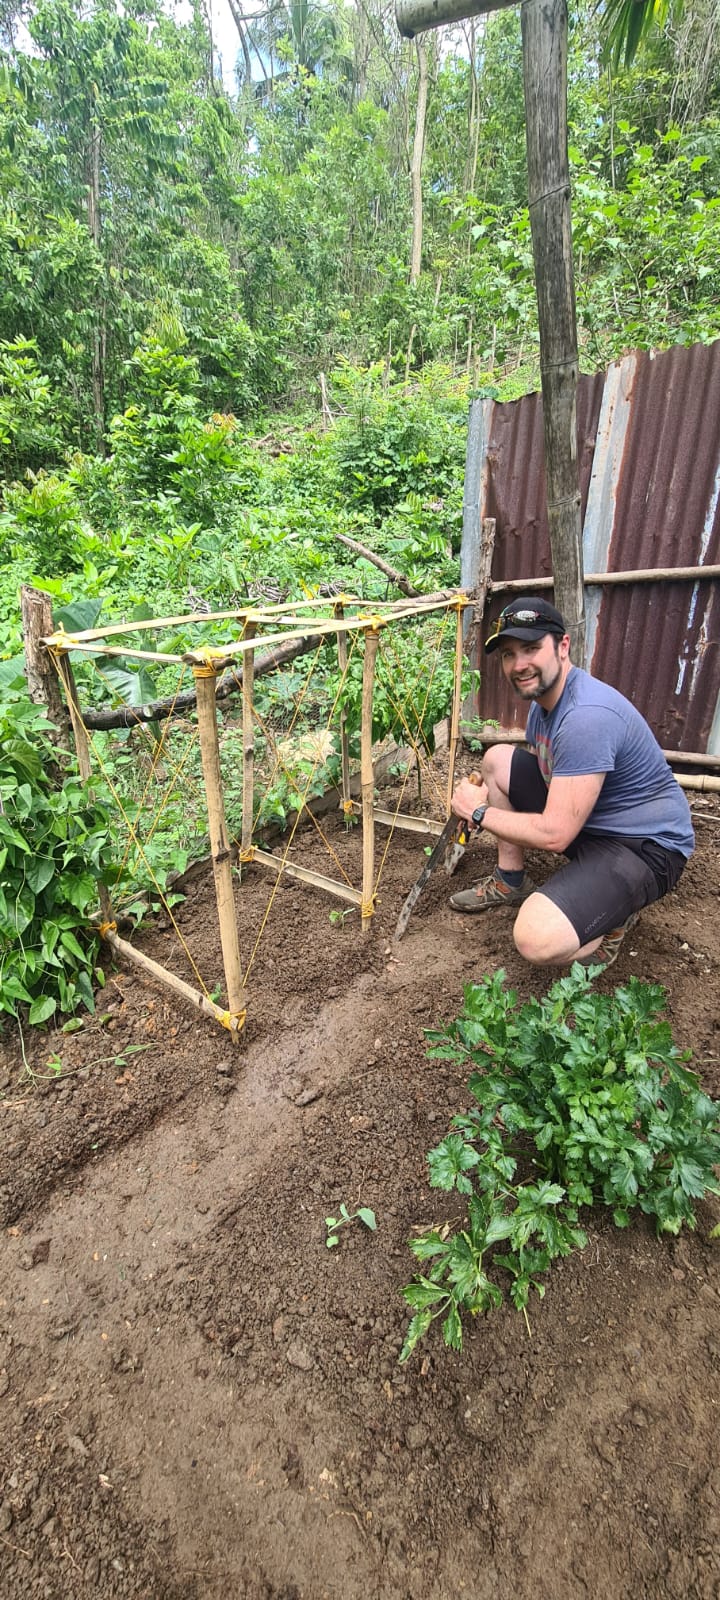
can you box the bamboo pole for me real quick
[250,848,364,905]
[241,619,256,863]
[447,603,465,816]
[193,666,247,1036]
[101,927,244,1031]
[361,628,380,931]
[335,602,352,811]
[489,565,720,594]
[465,723,720,772]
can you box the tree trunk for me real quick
[409,39,429,284]
[87,118,105,451]
[521,0,585,664]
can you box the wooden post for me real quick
[334,603,352,812]
[521,0,585,665]
[193,665,247,1034]
[446,603,465,815]
[20,586,71,752]
[241,619,256,865]
[360,628,380,931]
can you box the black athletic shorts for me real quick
[508,748,688,947]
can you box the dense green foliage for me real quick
[0,0,718,1027]
[0,686,114,1023]
[400,967,720,1360]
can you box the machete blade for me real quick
[393,813,469,941]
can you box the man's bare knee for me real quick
[481,744,514,801]
[513,893,579,965]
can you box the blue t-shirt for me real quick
[526,668,694,857]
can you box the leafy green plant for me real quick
[0,690,116,1025]
[400,966,720,1361]
[325,1202,377,1248]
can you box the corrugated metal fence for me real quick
[461,342,720,756]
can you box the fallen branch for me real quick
[334,532,421,597]
[81,633,323,731]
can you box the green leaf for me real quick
[356,1207,377,1231]
[398,1309,433,1364]
[29,994,57,1025]
[25,855,55,894]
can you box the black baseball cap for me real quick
[484,596,567,654]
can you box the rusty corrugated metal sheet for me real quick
[463,342,720,754]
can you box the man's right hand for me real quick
[451,776,488,825]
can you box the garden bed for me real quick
[1,787,719,1599]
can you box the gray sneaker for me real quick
[450,868,535,914]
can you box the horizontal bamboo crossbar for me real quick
[348,800,444,838]
[101,928,245,1031]
[250,847,364,906]
[465,723,720,770]
[41,590,468,652]
[490,565,720,594]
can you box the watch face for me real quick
[472,805,486,826]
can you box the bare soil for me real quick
[1,779,720,1600]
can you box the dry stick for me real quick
[102,928,243,1031]
[361,629,380,931]
[241,619,256,864]
[335,602,352,809]
[54,652,113,924]
[334,532,421,598]
[193,667,247,1039]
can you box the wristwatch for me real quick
[471,803,488,830]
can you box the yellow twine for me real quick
[99,921,117,936]
[239,847,255,863]
[361,897,376,918]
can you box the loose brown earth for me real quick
[1,777,720,1600]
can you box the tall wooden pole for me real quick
[334,602,352,812]
[521,0,584,663]
[396,0,587,665]
[241,619,256,866]
[193,666,247,1033]
[360,628,380,932]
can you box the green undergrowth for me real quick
[400,966,720,1361]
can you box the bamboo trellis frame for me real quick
[43,593,473,1039]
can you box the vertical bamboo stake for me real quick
[194,665,247,1035]
[55,650,113,924]
[241,619,256,866]
[446,602,465,816]
[360,627,380,932]
[334,602,352,811]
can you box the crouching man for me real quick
[450,597,694,971]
